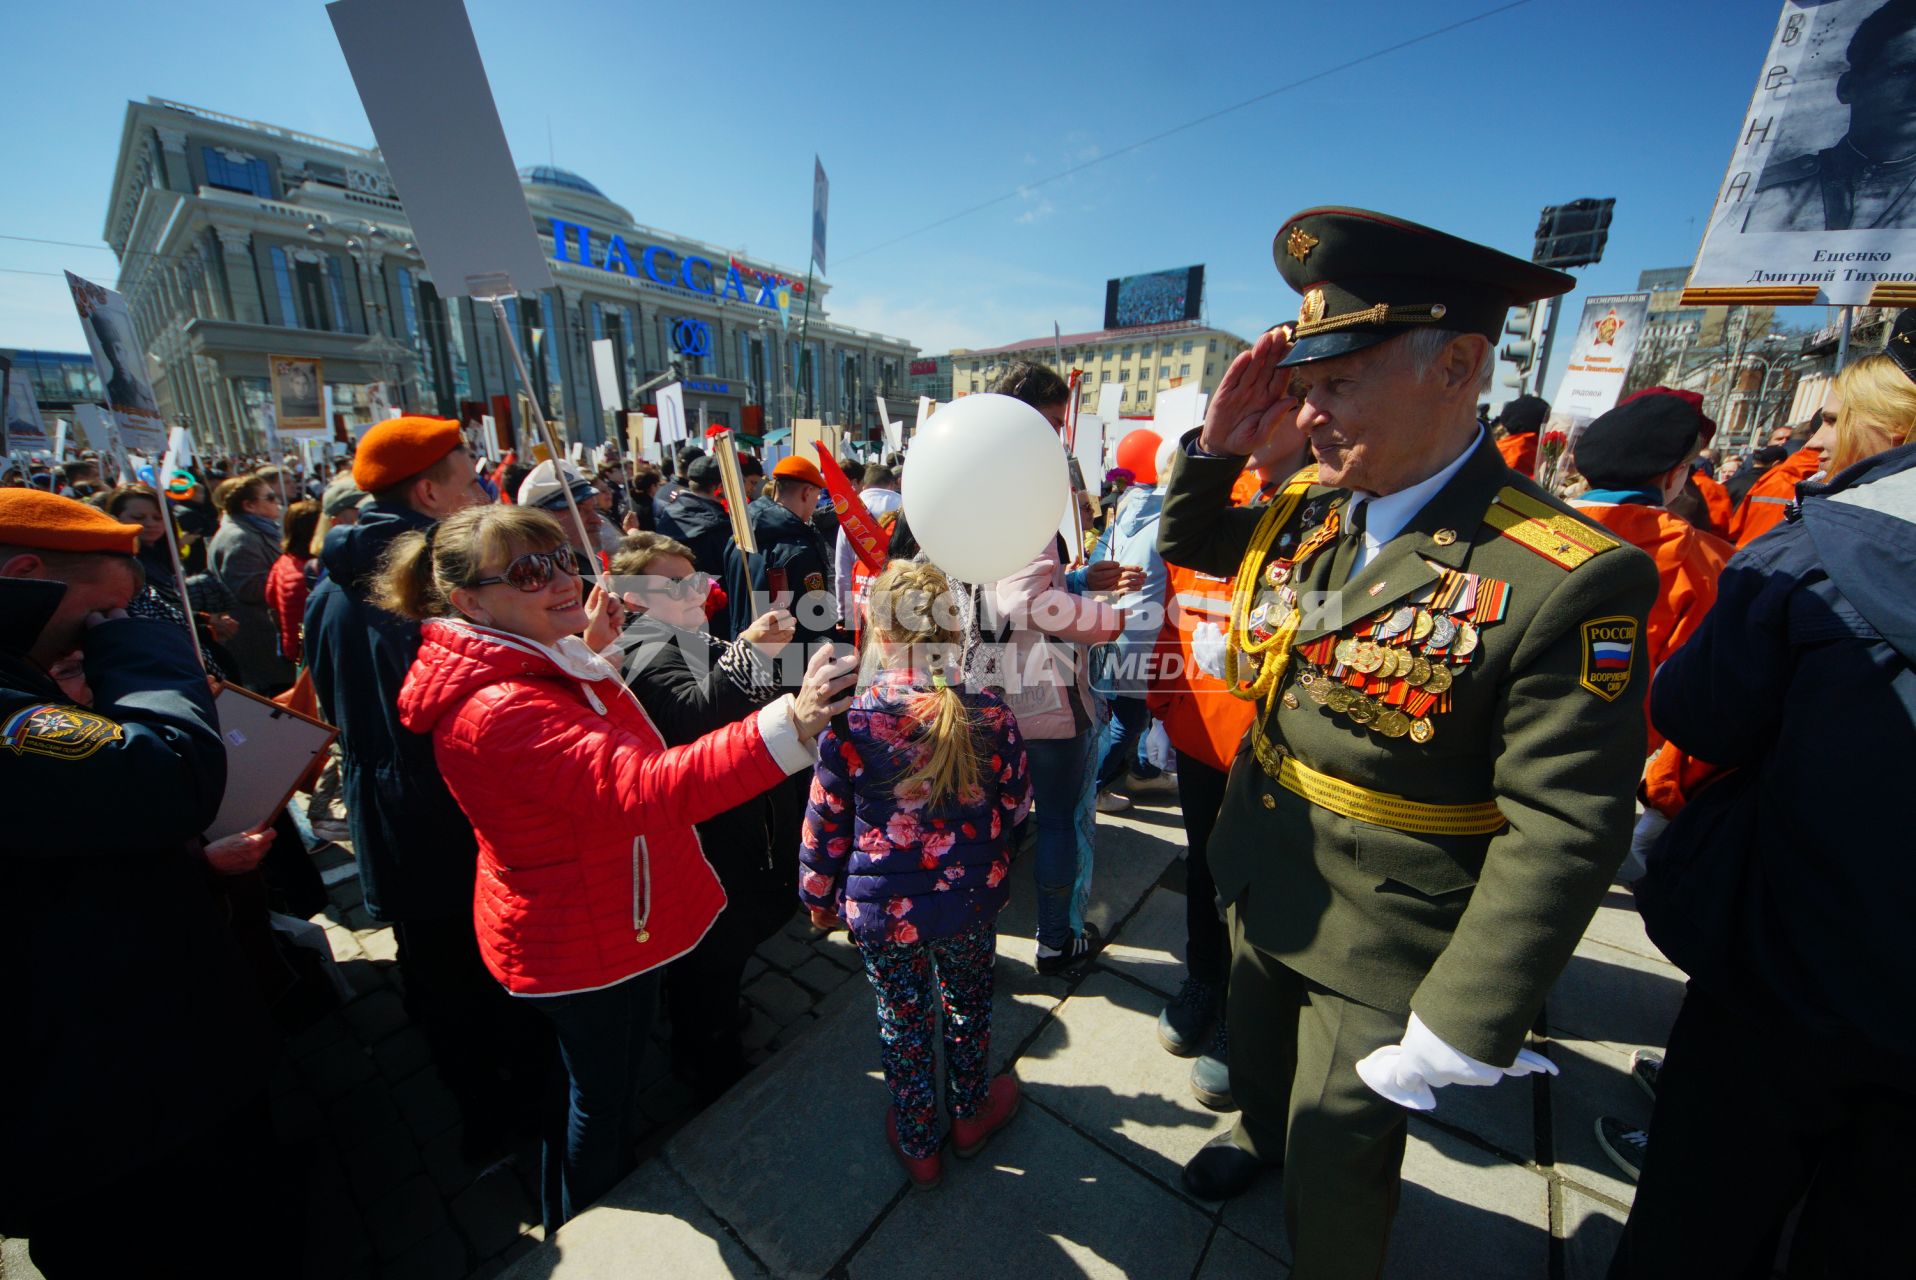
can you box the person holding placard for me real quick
[381,504,855,1230]
[0,490,284,1276]
[304,415,545,1160]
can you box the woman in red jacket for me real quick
[264,499,320,665]
[382,505,854,1231]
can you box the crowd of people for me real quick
[5,205,1916,1280]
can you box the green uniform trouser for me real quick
[1227,899,1411,1280]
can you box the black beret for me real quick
[1574,395,1703,488]
[1889,308,1915,386]
[686,455,723,486]
[1272,207,1574,368]
[1496,395,1550,435]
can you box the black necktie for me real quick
[1329,500,1368,591]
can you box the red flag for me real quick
[490,450,517,502]
[813,444,889,575]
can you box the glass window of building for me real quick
[1160,364,1170,378]
[1183,341,1194,355]
[1180,363,1191,377]
[324,258,353,333]
[1209,339,1218,351]
[269,247,299,328]
[201,148,270,198]
[538,293,563,415]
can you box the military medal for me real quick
[1378,605,1416,640]
[1453,620,1480,658]
[1412,609,1435,643]
[1352,643,1385,674]
[1376,708,1411,738]
[1266,561,1291,586]
[1409,717,1435,744]
[1327,685,1356,712]
[1347,696,1378,725]
[1423,664,1454,694]
[1407,655,1432,687]
[1334,637,1359,668]
[1428,614,1458,651]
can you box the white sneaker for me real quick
[310,818,352,844]
[1095,790,1132,814]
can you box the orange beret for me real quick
[353,416,464,493]
[771,456,827,489]
[0,489,141,555]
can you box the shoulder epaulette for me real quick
[1283,463,1321,491]
[1483,486,1620,571]
[1755,150,1825,193]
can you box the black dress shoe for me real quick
[1181,1131,1272,1201]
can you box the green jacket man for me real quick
[1164,207,1657,1280]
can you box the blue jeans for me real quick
[1095,694,1158,790]
[529,969,663,1232]
[1026,729,1094,950]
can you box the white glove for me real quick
[1143,720,1173,771]
[1354,1013,1559,1111]
[1192,621,1228,681]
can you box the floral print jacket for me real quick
[800,668,1032,945]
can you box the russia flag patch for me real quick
[1578,617,1638,702]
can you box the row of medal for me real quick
[1285,564,1513,744]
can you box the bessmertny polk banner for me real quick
[1686,0,1916,308]
[1542,293,1650,491]
[1554,293,1650,425]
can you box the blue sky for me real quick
[1,0,1787,406]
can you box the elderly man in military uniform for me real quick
[1737,0,1916,233]
[1160,208,1657,1279]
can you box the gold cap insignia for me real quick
[1285,227,1319,262]
[1298,288,1326,326]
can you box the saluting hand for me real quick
[1198,325,1299,458]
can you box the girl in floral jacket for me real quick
[800,560,1032,1189]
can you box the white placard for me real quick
[1551,294,1652,426]
[327,0,552,299]
[1095,382,1124,424]
[65,271,163,455]
[875,393,902,453]
[590,338,623,413]
[1154,383,1204,440]
[656,382,687,445]
[205,684,338,842]
[481,414,501,459]
[5,367,50,451]
[65,414,89,450]
[1073,413,1106,487]
[1688,0,1916,306]
[914,395,933,443]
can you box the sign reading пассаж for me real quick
[550,219,803,311]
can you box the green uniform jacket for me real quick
[1158,433,1657,1066]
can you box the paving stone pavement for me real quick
[0,785,1683,1280]
[495,788,1686,1280]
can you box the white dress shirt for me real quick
[1344,428,1483,575]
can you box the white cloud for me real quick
[1014,197,1056,225]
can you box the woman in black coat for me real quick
[612,532,801,1099]
[1616,347,1916,1278]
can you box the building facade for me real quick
[906,354,952,403]
[102,98,916,452]
[2,350,104,416]
[948,321,1250,418]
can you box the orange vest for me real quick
[1730,447,1823,547]
[1496,431,1538,477]
[1692,471,1733,539]
[1576,501,1732,752]
[1146,471,1264,771]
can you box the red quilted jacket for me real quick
[397,619,791,995]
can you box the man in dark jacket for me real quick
[655,455,734,581]
[1617,416,1916,1274]
[303,416,544,1157]
[0,491,282,1275]
[724,454,838,657]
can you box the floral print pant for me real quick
[855,920,997,1159]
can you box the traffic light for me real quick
[1501,304,1537,385]
[1533,198,1615,269]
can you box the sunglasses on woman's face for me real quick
[635,570,711,601]
[469,548,577,592]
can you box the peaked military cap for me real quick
[1272,207,1575,368]
[1889,309,1916,386]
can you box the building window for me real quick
[1160,364,1171,378]
[1179,363,1191,377]
[1209,339,1218,351]
[324,257,353,333]
[396,267,421,346]
[1205,363,1214,376]
[1118,388,1128,402]
[1182,341,1194,355]
[268,247,298,328]
[202,147,271,197]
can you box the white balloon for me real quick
[902,394,1068,585]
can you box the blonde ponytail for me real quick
[871,560,985,809]
[372,529,440,619]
